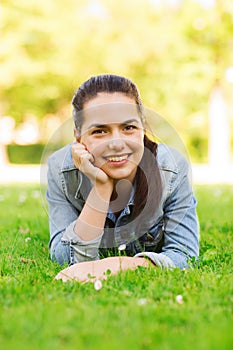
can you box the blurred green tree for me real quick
[0,0,232,162]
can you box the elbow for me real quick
[50,240,71,266]
[162,249,199,269]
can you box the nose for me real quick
[108,138,125,151]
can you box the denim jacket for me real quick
[46,143,199,269]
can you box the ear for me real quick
[74,128,80,142]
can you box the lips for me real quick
[105,154,129,162]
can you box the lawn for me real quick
[0,184,232,350]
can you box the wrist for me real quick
[85,182,112,214]
[94,179,113,199]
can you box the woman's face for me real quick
[76,92,144,182]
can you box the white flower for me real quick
[118,244,126,251]
[213,188,222,197]
[18,193,27,204]
[25,237,31,243]
[176,295,184,304]
[94,280,102,291]
[137,298,147,306]
[31,190,40,198]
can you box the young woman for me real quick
[47,74,199,282]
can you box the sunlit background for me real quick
[0,0,232,183]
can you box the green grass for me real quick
[0,184,232,350]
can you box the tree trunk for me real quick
[208,85,230,167]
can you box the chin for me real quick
[107,170,136,181]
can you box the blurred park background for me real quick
[0,0,233,183]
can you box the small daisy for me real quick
[18,193,27,204]
[31,190,40,199]
[137,298,147,306]
[118,244,126,251]
[175,295,184,304]
[94,280,103,291]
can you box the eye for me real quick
[91,129,106,135]
[123,124,137,131]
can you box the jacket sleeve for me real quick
[159,155,199,268]
[136,155,199,269]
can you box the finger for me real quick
[80,156,98,173]
[81,152,94,161]
[72,145,94,163]
[73,152,94,170]
[72,142,86,151]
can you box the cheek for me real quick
[133,137,144,162]
[129,134,144,151]
[84,139,105,156]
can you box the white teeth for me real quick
[107,155,128,162]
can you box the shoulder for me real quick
[156,143,190,174]
[47,143,76,172]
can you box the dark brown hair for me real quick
[72,74,162,234]
[72,74,144,131]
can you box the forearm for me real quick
[74,182,113,241]
[55,256,153,283]
[61,183,112,264]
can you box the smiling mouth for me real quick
[105,154,130,162]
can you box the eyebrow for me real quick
[87,118,140,130]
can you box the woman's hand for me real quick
[55,256,153,283]
[72,142,110,185]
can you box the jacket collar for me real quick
[60,143,77,172]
